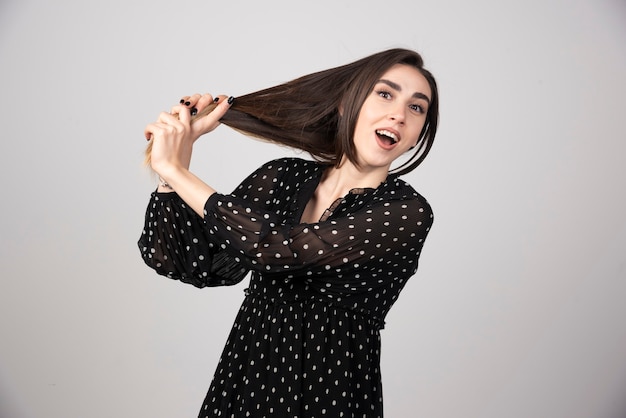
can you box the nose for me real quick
[388,104,406,124]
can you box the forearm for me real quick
[138,190,248,288]
[158,166,216,217]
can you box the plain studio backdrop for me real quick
[1,1,625,417]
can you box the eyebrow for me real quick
[378,79,431,104]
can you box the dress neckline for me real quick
[296,164,388,223]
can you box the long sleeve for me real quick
[136,158,313,287]
[138,158,434,293]
[138,191,249,287]
[202,164,433,285]
[204,192,432,274]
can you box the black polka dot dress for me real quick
[138,158,433,417]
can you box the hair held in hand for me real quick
[145,48,439,176]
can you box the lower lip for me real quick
[375,134,398,150]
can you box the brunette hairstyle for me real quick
[146,48,439,175]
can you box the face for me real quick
[351,64,431,173]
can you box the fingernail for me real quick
[213,97,220,103]
[184,101,191,106]
[227,96,235,105]
[179,99,185,104]
[190,107,198,116]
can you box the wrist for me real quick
[157,177,174,192]
[154,164,187,191]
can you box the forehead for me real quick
[378,64,431,100]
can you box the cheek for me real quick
[410,119,426,139]
[357,99,382,121]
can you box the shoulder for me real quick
[234,157,325,195]
[251,157,325,179]
[374,176,434,218]
[258,157,321,171]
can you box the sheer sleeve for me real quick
[138,158,434,290]
[203,183,433,280]
[137,159,301,287]
[138,191,249,287]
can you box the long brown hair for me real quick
[145,48,439,176]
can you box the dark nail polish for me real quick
[184,101,191,106]
[213,97,220,103]
[190,107,198,116]
[180,99,185,104]
[227,96,235,105]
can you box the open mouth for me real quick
[376,129,399,147]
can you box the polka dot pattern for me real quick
[138,158,434,417]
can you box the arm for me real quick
[138,191,248,287]
[203,188,434,278]
[144,93,234,215]
[137,158,295,286]
[139,93,243,286]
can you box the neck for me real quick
[321,159,389,197]
[299,158,389,224]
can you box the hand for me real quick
[179,93,233,139]
[144,94,233,177]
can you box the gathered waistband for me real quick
[243,287,386,331]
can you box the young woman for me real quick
[139,48,439,417]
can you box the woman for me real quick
[139,48,439,417]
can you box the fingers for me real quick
[195,93,218,113]
[158,92,234,139]
[149,109,187,140]
[144,121,167,141]
[168,104,191,125]
[178,92,234,119]
[178,93,232,116]
[158,110,177,122]
[210,95,234,120]
[179,93,209,116]
[178,94,198,107]
[187,94,233,134]
[144,123,156,141]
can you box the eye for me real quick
[409,103,425,114]
[376,90,392,100]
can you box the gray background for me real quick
[1,0,625,417]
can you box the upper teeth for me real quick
[377,130,398,142]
